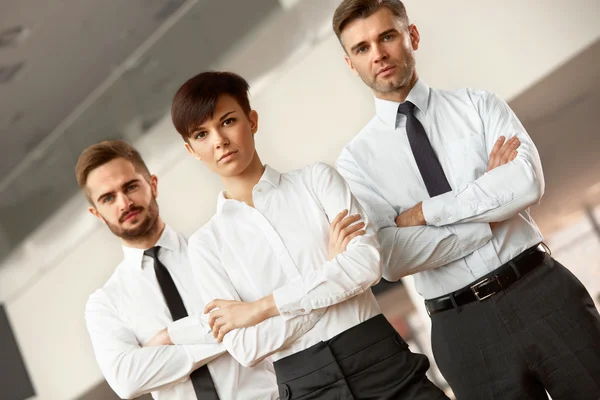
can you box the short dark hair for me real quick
[332,0,409,41]
[75,140,150,202]
[171,71,251,140]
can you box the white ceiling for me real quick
[0,0,598,267]
[0,0,284,260]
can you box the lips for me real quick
[120,208,143,223]
[376,65,395,77]
[218,150,238,162]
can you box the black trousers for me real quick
[273,314,448,400]
[431,254,600,400]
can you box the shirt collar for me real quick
[216,164,281,213]
[374,78,431,129]
[122,224,180,269]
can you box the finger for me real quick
[205,299,236,314]
[217,324,232,343]
[488,136,505,171]
[337,214,362,231]
[342,229,366,248]
[502,138,521,165]
[204,300,217,314]
[212,318,226,339]
[341,221,365,237]
[208,310,223,329]
[330,209,348,228]
[499,137,519,161]
[509,150,518,162]
[490,136,505,159]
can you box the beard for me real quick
[105,196,160,241]
[362,53,416,95]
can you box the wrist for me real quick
[255,294,279,320]
[415,202,425,225]
[163,328,173,345]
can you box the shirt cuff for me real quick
[168,314,219,345]
[422,191,457,227]
[272,280,313,319]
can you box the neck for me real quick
[221,152,265,207]
[121,218,166,249]
[376,71,419,103]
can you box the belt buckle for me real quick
[470,275,502,301]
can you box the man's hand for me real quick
[143,327,173,347]
[487,136,520,228]
[396,136,521,228]
[205,296,278,343]
[395,202,425,227]
[328,209,366,260]
[487,136,519,172]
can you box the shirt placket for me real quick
[252,188,302,285]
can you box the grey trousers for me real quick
[431,254,600,400]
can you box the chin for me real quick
[217,157,252,177]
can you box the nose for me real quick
[116,192,133,211]
[372,43,388,63]
[213,130,230,150]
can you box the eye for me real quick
[193,131,208,140]
[125,184,138,192]
[383,34,393,41]
[223,117,236,126]
[357,45,368,54]
[102,195,114,204]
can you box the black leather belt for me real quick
[425,245,546,315]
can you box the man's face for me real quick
[86,158,160,240]
[184,95,259,178]
[341,8,420,98]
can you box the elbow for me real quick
[532,179,544,204]
[520,177,544,208]
[107,379,141,400]
[364,248,383,288]
[225,338,262,368]
[231,350,261,368]
[381,266,400,283]
[519,163,545,206]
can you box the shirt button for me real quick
[299,308,305,313]
[436,217,441,223]
[257,188,262,193]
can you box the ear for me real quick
[184,142,202,160]
[88,206,106,225]
[149,174,159,198]
[344,54,359,77]
[249,110,259,135]
[409,24,420,51]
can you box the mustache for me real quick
[119,206,144,223]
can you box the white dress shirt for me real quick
[85,224,278,399]
[184,163,382,367]
[336,79,544,299]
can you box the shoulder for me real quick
[344,116,380,151]
[188,218,219,248]
[432,86,497,110]
[85,266,122,316]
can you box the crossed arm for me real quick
[144,194,370,367]
[337,93,543,282]
[85,294,225,399]
[395,135,521,228]
[186,164,381,366]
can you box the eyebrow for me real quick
[349,28,398,53]
[96,179,140,203]
[190,110,236,136]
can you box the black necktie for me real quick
[398,101,452,197]
[144,246,219,400]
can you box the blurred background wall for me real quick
[0,0,599,398]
